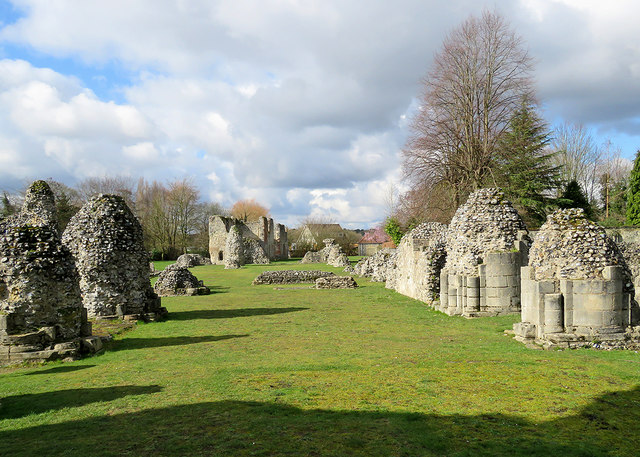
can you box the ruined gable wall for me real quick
[209,215,234,264]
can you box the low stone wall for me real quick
[315,276,358,289]
[252,270,335,285]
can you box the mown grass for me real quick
[1,259,640,456]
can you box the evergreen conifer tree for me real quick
[626,150,640,225]
[495,98,561,226]
[558,179,593,219]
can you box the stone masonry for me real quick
[438,188,530,317]
[175,253,212,268]
[153,264,210,296]
[514,208,640,349]
[252,270,335,285]
[209,215,288,268]
[354,248,397,283]
[63,194,166,320]
[300,238,350,268]
[390,223,447,305]
[315,276,358,289]
[1,181,96,365]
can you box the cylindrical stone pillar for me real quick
[544,293,564,333]
[466,275,480,312]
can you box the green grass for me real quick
[1,259,640,456]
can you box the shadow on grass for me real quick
[108,334,249,352]
[0,385,162,419]
[1,386,638,456]
[207,285,230,294]
[24,365,96,376]
[170,307,309,321]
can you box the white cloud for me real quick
[1,1,640,227]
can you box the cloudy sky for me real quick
[0,0,639,228]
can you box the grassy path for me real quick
[1,260,640,456]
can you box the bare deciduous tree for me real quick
[403,10,534,207]
[551,122,602,203]
[77,176,136,209]
[230,198,269,222]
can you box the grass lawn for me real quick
[1,259,640,456]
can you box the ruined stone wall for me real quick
[1,181,92,364]
[355,248,397,283]
[62,194,164,319]
[514,208,640,349]
[275,224,289,260]
[300,239,349,267]
[210,215,287,266]
[209,216,234,264]
[439,188,529,317]
[391,223,447,305]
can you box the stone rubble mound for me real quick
[354,248,397,282]
[528,208,630,283]
[153,266,209,296]
[445,188,528,276]
[175,253,212,268]
[62,194,166,320]
[252,270,335,285]
[300,238,350,268]
[315,275,358,289]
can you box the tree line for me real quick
[1,176,270,260]
[392,10,636,239]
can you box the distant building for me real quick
[357,227,392,256]
[296,223,348,249]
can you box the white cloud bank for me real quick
[0,0,639,227]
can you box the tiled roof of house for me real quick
[358,227,391,244]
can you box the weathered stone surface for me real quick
[225,225,244,269]
[514,208,640,349]
[209,215,288,266]
[315,276,358,289]
[354,248,397,282]
[301,239,350,268]
[175,253,212,268]
[390,222,447,304]
[445,188,528,277]
[529,208,630,283]
[252,270,335,285]
[62,194,166,320]
[154,266,210,296]
[0,181,92,365]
